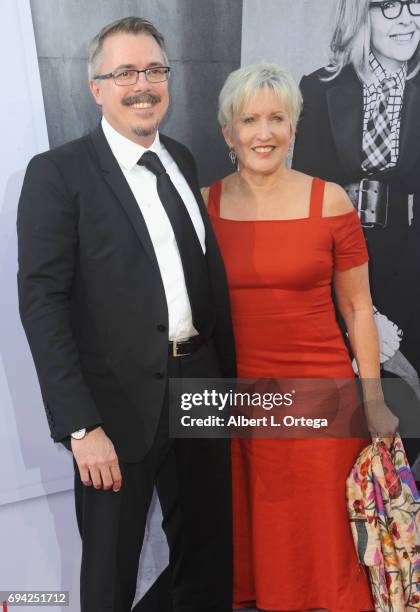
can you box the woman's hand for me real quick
[364,398,399,439]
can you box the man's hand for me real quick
[71,426,122,492]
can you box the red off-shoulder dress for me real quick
[208,177,374,611]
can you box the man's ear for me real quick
[89,79,102,106]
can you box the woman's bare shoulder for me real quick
[201,174,235,207]
[201,186,210,207]
[288,169,315,190]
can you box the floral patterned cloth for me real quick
[347,434,420,611]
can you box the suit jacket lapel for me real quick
[397,75,420,175]
[90,125,160,272]
[160,135,213,237]
[326,66,364,175]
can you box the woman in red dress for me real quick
[202,63,399,611]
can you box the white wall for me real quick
[0,2,167,609]
[0,2,80,609]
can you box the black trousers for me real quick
[74,341,232,612]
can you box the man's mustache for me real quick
[122,93,161,106]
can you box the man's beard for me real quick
[132,122,159,138]
[123,93,161,139]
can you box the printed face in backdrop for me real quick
[89,32,169,146]
[223,88,293,175]
[370,1,420,70]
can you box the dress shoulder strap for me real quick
[309,177,326,218]
[207,180,222,217]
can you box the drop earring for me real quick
[229,149,237,165]
[286,140,295,167]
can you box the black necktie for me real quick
[138,150,212,335]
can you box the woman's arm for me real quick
[325,182,399,437]
[335,262,379,379]
[334,262,399,437]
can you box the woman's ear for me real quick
[222,124,233,150]
[290,121,295,140]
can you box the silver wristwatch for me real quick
[71,428,87,440]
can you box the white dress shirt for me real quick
[101,117,205,340]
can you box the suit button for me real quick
[155,372,165,380]
[156,324,166,332]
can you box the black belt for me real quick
[345,179,412,229]
[168,334,205,357]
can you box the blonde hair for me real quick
[218,63,303,132]
[325,0,420,80]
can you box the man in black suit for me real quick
[17,16,235,612]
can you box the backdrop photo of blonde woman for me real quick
[293,0,420,474]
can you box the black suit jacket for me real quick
[293,64,420,197]
[17,125,236,462]
[293,64,420,368]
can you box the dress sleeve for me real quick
[330,209,369,271]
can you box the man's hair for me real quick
[87,16,168,80]
[218,63,302,133]
[324,0,420,81]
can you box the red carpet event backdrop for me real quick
[2,0,419,609]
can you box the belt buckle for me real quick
[172,339,190,358]
[357,179,372,228]
[357,178,389,229]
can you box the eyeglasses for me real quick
[370,0,420,19]
[94,66,171,86]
